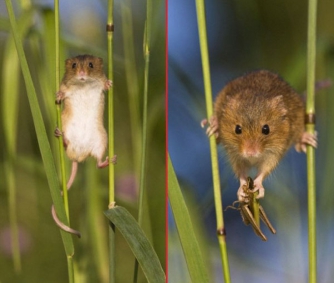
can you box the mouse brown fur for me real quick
[52,54,116,236]
[203,70,317,201]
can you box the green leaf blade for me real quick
[104,206,165,283]
[168,154,210,283]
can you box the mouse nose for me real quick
[242,142,261,157]
[78,70,86,77]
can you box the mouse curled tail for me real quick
[51,161,81,238]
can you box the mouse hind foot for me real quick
[97,155,117,168]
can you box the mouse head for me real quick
[218,90,290,162]
[63,54,105,84]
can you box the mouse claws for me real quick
[104,79,113,90]
[253,178,265,199]
[200,118,208,128]
[254,187,265,199]
[55,91,65,104]
[201,116,219,138]
[110,154,117,164]
[296,131,318,153]
[237,187,249,203]
[54,127,63,137]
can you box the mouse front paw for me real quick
[237,186,248,203]
[201,116,219,139]
[55,91,65,104]
[252,186,265,199]
[253,178,265,199]
[54,127,63,137]
[295,131,318,153]
[104,79,113,90]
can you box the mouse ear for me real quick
[65,58,74,67]
[272,95,287,115]
[222,94,239,112]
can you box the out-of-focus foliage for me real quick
[0,1,165,282]
[168,0,334,282]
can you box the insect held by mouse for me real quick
[202,70,317,202]
[52,54,117,236]
[225,177,276,241]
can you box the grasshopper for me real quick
[226,177,276,241]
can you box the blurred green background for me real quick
[0,0,165,282]
[168,0,334,282]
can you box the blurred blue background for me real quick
[168,0,334,282]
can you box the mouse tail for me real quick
[51,205,81,238]
[67,161,78,189]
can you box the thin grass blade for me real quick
[5,0,74,258]
[104,206,165,283]
[168,154,210,283]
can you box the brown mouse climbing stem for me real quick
[52,54,117,236]
[202,70,318,202]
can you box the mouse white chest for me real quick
[62,83,107,161]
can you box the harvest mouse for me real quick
[202,70,317,202]
[52,54,116,236]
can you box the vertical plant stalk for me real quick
[121,1,141,179]
[306,0,317,282]
[54,0,70,220]
[107,0,116,282]
[133,1,152,282]
[138,0,152,232]
[54,1,74,282]
[194,0,231,282]
[86,163,109,283]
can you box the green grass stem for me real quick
[54,0,70,222]
[138,0,152,231]
[306,0,317,282]
[107,1,116,282]
[121,1,141,178]
[107,0,115,207]
[86,162,109,283]
[194,0,231,281]
[133,1,152,282]
[54,2,74,282]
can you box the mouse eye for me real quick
[262,124,270,135]
[235,125,242,134]
[89,62,94,68]
[72,63,77,69]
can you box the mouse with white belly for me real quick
[52,54,116,236]
[202,70,317,202]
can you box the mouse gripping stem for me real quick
[226,177,276,241]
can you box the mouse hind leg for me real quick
[96,155,117,168]
[91,141,117,168]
